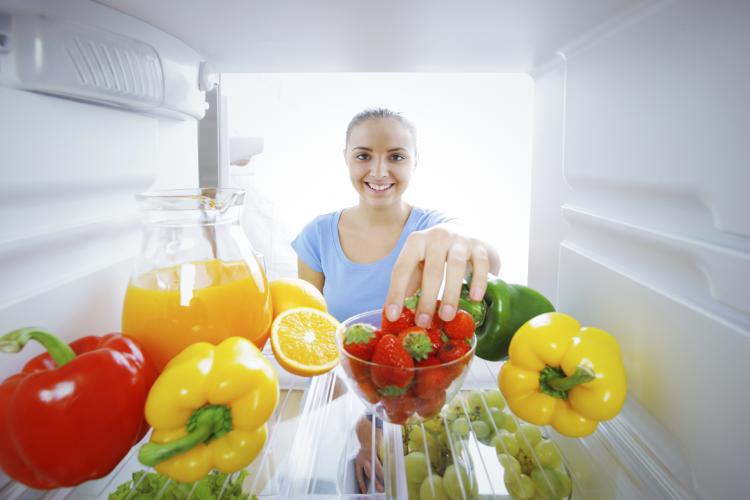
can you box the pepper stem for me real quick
[0,328,76,367]
[539,365,596,400]
[139,405,233,467]
[458,297,486,327]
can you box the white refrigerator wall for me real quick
[0,0,203,380]
[0,90,198,379]
[529,1,750,498]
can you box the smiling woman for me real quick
[292,107,465,323]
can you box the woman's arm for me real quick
[297,257,325,293]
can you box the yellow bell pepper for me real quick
[498,312,626,437]
[138,337,279,483]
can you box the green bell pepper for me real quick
[458,277,555,361]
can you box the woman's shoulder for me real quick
[301,210,340,229]
[410,206,456,228]
[295,210,342,243]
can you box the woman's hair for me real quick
[345,108,417,150]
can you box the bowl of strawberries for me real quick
[336,307,477,425]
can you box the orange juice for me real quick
[122,259,272,370]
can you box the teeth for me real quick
[367,183,392,191]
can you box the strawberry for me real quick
[371,334,415,389]
[343,323,381,360]
[431,300,445,330]
[381,295,418,334]
[416,391,447,418]
[426,327,446,355]
[380,389,417,424]
[414,356,452,398]
[397,326,433,361]
[356,379,381,404]
[344,357,370,381]
[443,310,476,340]
[437,339,472,364]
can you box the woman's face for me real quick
[345,118,417,208]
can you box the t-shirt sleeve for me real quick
[291,217,324,273]
[414,208,456,231]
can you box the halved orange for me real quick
[270,307,340,376]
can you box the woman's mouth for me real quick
[365,182,394,192]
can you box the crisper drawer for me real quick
[3,352,697,500]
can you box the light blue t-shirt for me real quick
[291,207,453,322]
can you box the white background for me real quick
[221,73,533,285]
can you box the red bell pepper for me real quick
[0,328,157,489]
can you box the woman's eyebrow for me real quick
[352,146,373,152]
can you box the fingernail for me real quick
[439,304,455,320]
[470,286,483,301]
[386,304,399,321]
[416,313,431,328]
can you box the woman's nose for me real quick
[370,156,388,178]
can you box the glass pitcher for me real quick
[122,188,272,371]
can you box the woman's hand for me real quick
[385,224,500,328]
[354,415,384,493]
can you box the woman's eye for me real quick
[391,154,406,161]
[356,154,369,161]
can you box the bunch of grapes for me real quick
[402,414,479,499]
[402,389,572,500]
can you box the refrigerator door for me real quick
[530,1,750,498]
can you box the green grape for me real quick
[505,472,535,499]
[517,424,543,454]
[444,397,465,421]
[483,389,506,410]
[420,474,448,500]
[501,414,519,433]
[493,429,519,457]
[437,429,449,447]
[409,426,426,446]
[497,453,521,475]
[465,390,484,414]
[477,428,495,446]
[530,466,566,499]
[408,480,422,500]
[555,469,572,497]
[450,438,468,463]
[410,432,438,452]
[409,439,426,454]
[488,407,506,428]
[443,464,477,500]
[424,417,444,434]
[451,417,470,438]
[404,452,430,484]
[534,440,562,467]
[472,420,491,440]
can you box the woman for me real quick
[291,108,500,493]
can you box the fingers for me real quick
[356,455,384,493]
[468,244,491,301]
[385,233,426,321]
[374,455,384,483]
[388,227,498,325]
[355,457,366,493]
[414,241,448,327]
[439,242,470,321]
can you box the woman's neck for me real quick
[351,201,411,227]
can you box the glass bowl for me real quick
[336,309,476,425]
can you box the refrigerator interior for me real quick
[0,0,748,498]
